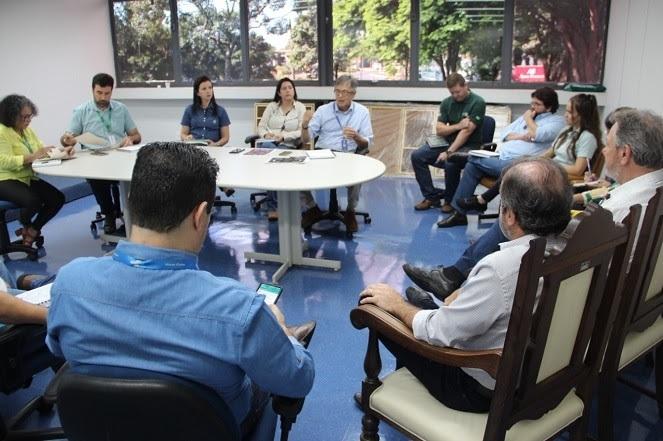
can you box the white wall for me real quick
[603,0,663,115]
[1,0,661,144]
[0,0,114,144]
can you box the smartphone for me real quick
[230,148,245,154]
[257,283,283,305]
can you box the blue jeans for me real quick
[411,144,464,203]
[453,221,506,277]
[451,157,512,213]
[261,141,284,210]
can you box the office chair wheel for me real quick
[90,223,97,233]
[95,211,103,221]
[231,205,238,214]
[365,216,372,224]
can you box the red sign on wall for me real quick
[512,65,546,82]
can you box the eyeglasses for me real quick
[20,113,33,121]
[334,89,355,97]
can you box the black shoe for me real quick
[405,286,439,310]
[457,196,488,213]
[402,264,461,301]
[103,215,117,234]
[437,210,467,228]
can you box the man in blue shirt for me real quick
[438,87,565,228]
[60,73,142,234]
[300,75,374,233]
[46,143,315,438]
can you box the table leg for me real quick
[99,181,131,244]
[244,190,341,282]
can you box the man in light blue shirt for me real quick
[438,87,565,228]
[300,76,374,233]
[60,73,141,234]
[46,143,315,438]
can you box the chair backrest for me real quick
[483,204,636,439]
[57,364,241,441]
[605,188,663,361]
[0,324,55,394]
[481,115,496,145]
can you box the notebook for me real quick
[426,135,450,149]
[468,149,500,158]
[16,283,53,308]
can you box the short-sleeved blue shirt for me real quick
[67,100,137,142]
[180,104,231,142]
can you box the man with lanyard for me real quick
[300,75,374,233]
[411,73,485,217]
[438,87,565,228]
[60,73,141,234]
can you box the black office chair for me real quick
[0,201,41,260]
[214,192,237,215]
[89,182,123,234]
[57,364,304,441]
[0,324,65,440]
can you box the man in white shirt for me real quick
[358,157,573,412]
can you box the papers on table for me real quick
[306,149,335,159]
[75,132,122,150]
[117,143,145,152]
[33,159,62,168]
[244,148,273,156]
[16,283,53,308]
[468,149,500,158]
[268,156,308,164]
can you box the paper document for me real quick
[75,132,122,149]
[306,149,335,159]
[117,143,145,152]
[426,135,449,149]
[17,283,53,307]
[33,159,62,168]
[244,148,273,156]
[268,156,308,164]
[468,149,500,158]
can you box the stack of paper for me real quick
[306,149,335,159]
[17,283,53,307]
[468,149,500,158]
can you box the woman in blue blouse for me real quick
[180,75,230,146]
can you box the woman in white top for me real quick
[258,78,307,149]
[257,78,307,220]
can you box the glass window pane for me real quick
[333,0,411,81]
[177,0,242,82]
[512,0,609,83]
[419,0,503,82]
[112,0,173,85]
[248,0,318,81]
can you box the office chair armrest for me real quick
[481,142,497,152]
[350,305,502,379]
[244,134,260,148]
[355,146,370,156]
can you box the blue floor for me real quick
[1,177,661,440]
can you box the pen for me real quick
[586,158,592,176]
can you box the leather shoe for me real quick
[414,198,441,211]
[402,264,460,301]
[287,320,316,348]
[457,196,487,213]
[16,273,49,291]
[344,210,358,233]
[405,286,439,310]
[441,203,454,213]
[301,205,323,229]
[103,215,117,234]
[437,210,467,228]
[267,210,278,222]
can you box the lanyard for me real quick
[95,107,113,134]
[333,103,352,152]
[279,107,293,132]
[113,247,198,270]
[19,133,33,152]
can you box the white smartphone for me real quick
[257,283,283,305]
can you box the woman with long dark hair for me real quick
[257,77,306,149]
[0,95,71,246]
[180,75,230,146]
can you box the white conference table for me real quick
[36,146,386,282]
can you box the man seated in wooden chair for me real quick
[358,157,572,412]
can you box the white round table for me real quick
[36,146,386,281]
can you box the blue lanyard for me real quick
[334,103,352,152]
[113,247,198,270]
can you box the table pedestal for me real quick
[244,190,341,282]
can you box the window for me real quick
[512,0,609,83]
[333,0,411,81]
[109,0,610,87]
[248,0,319,81]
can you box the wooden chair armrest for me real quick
[350,304,502,379]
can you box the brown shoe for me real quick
[286,320,316,348]
[441,203,454,213]
[414,199,441,211]
[344,210,358,233]
[267,210,278,222]
[301,205,323,229]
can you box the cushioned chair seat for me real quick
[370,368,584,441]
[619,316,663,369]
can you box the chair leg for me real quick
[597,370,617,441]
[360,331,382,441]
[656,346,663,417]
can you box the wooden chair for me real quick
[598,187,663,441]
[351,203,637,441]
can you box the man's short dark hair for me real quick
[92,73,114,89]
[0,94,38,128]
[446,73,466,88]
[128,143,219,232]
[531,87,559,113]
[500,157,573,236]
[614,109,663,170]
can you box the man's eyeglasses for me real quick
[334,89,355,97]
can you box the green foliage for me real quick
[288,11,318,79]
[419,0,469,78]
